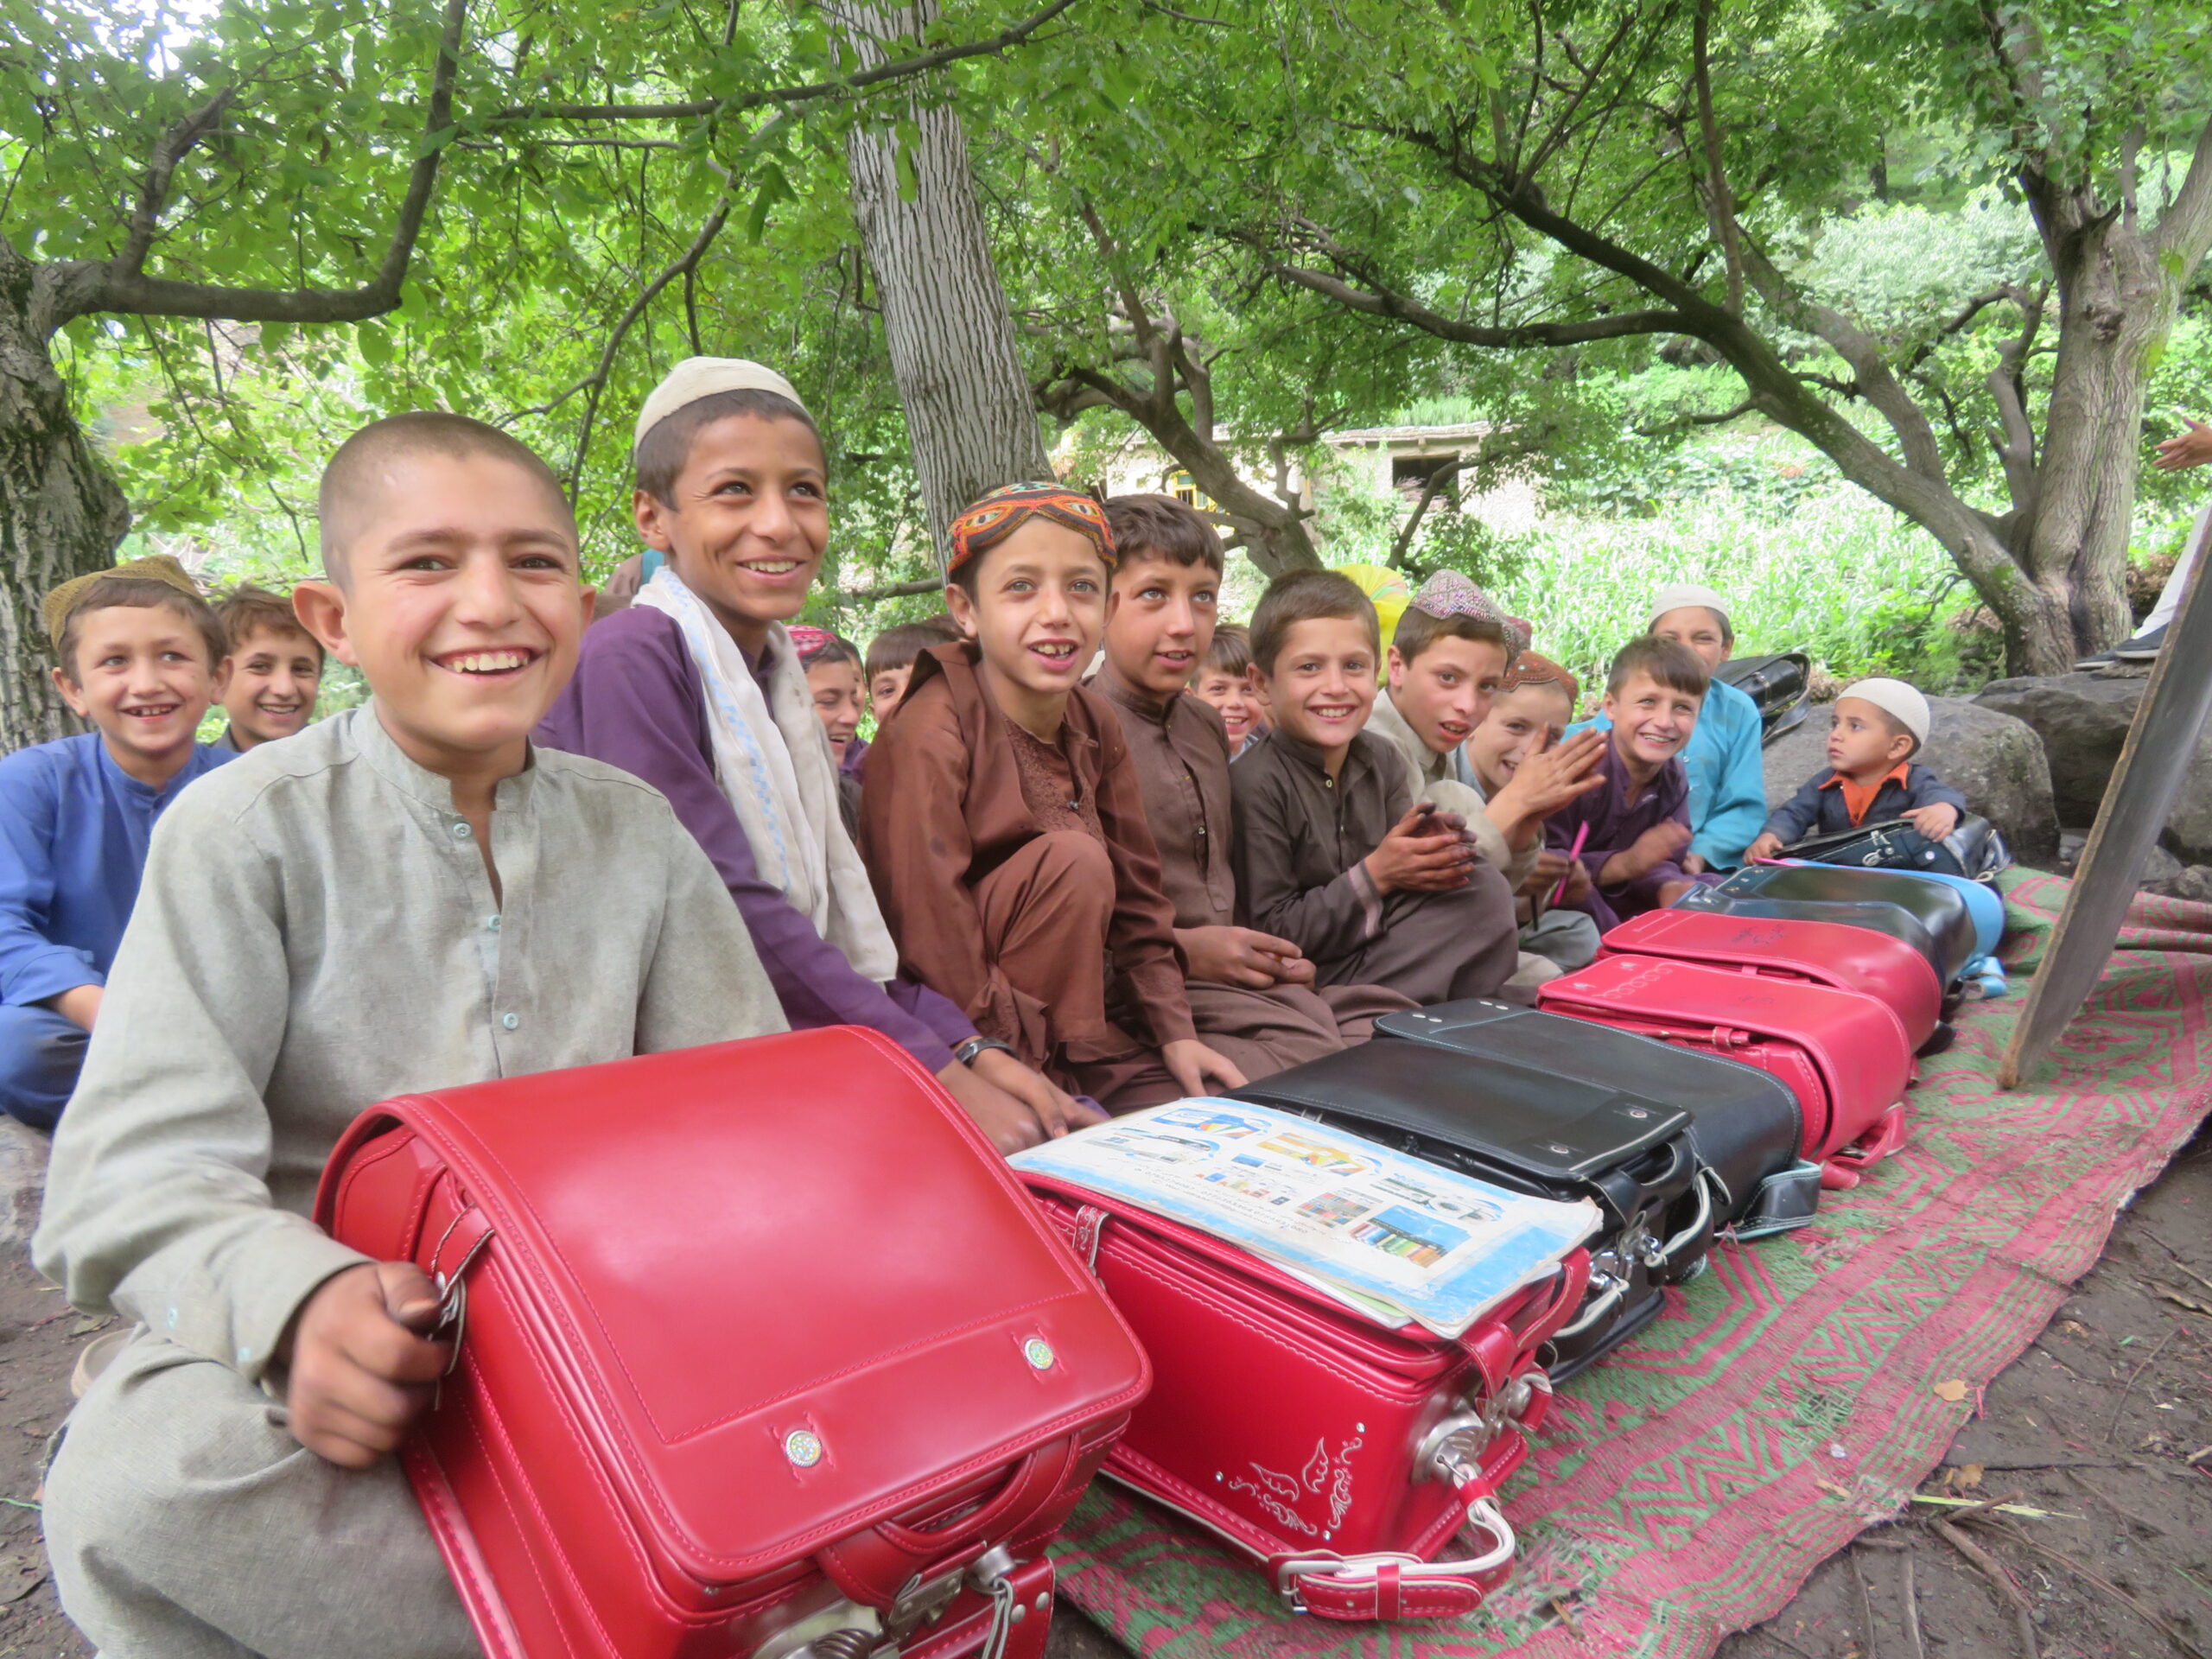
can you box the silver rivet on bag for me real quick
[784,1429,824,1467]
[1023,1338,1056,1371]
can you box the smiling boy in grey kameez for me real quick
[34,413,788,1659]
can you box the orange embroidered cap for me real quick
[946,483,1115,576]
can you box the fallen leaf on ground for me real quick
[2152,1284,2212,1317]
[1908,1493,2083,1520]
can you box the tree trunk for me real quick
[2003,207,2172,673]
[0,245,127,754]
[833,3,1052,566]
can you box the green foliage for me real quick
[1484,462,1993,697]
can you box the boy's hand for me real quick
[1904,803,1960,841]
[1655,878,1698,908]
[1363,805,1475,895]
[1745,831,1785,862]
[280,1262,449,1470]
[1598,819,1692,887]
[969,1046,1105,1138]
[1524,850,1595,906]
[1161,1039,1248,1098]
[936,1059,1047,1154]
[1681,853,1707,875]
[1178,926,1313,989]
[45,985,102,1032]
[1486,728,1608,839]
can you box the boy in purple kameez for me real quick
[537,358,1090,1154]
[1544,636,1713,930]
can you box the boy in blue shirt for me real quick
[1585,583,1766,871]
[0,557,232,1128]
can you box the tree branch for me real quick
[843,574,946,601]
[1250,238,1685,346]
[38,0,467,337]
[1634,396,1754,436]
[1690,0,1743,314]
[531,197,734,496]
[1735,231,1948,482]
[1985,283,2043,523]
[488,0,1084,122]
[119,88,238,277]
[2153,111,2212,276]
[1389,457,1465,568]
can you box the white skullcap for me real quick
[1840,677,1930,747]
[1649,583,1732,629]
[632,358,810,455]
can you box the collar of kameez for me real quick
[1091,659,1177,725]
[350,702,540,817]
[947,484,1116,575]
[1820,759,1911,793]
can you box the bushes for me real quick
[1481,485,1990,695]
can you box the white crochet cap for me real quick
[632,358,810,455]
[1648,582,1731,629]
[1840,677,1930,747]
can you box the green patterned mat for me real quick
[1051,869,2212,1657]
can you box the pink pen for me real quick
[1546,823,1589,909]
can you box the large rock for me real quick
[1761,696,2060,861]
[1975,672,2212,861]
[0,1118,48,1251]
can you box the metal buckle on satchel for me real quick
[885,1567,965,1640]
[424,1211,494,1402]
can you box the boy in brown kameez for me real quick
[1091,493,1411,1078]
[1230,569,1521,1004]
[860,484,1243,1111]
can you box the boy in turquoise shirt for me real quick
[1583,583,1766,871]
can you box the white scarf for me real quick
[635,568,900,983]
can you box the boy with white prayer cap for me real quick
[537,356,1092,1154]
[1747,676,1969,859]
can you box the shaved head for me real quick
[319,412,574,582]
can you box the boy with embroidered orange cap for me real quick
[861,483,1245,1110]
[35,412,785,1658]
[0,556,232,1128]
[1747,677,1967,859]
[538,358,1085,1152]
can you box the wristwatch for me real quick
[954,1035,1018,1067]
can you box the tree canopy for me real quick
[6,0,2210,735]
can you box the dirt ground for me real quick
[0,1124,2204,1659]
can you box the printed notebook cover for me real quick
[1013,1100,1597,1338]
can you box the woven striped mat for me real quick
[1052,870,2212,1657]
